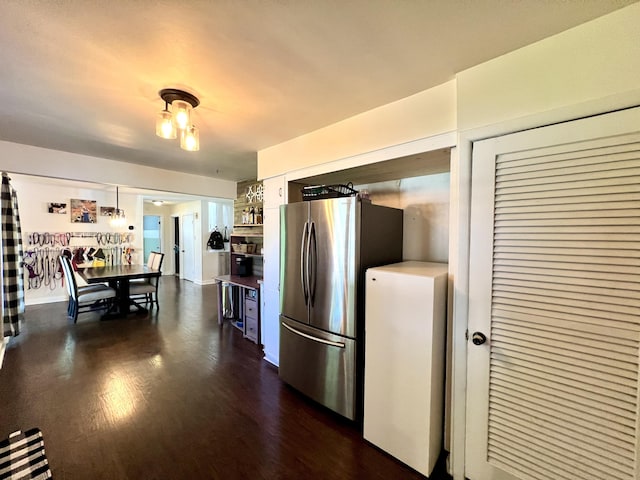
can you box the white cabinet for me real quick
[261,174,286,365]
[261,286,280,365]
[364,261,448,478]
[261,206,281,365]
[262,175,286,209]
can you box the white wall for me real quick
[12,174,142,305]
[0,140,237,199]
[456,2,640,132]
[258,80,456,179]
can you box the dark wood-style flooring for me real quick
[0,277,451,479]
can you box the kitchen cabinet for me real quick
[243,288,259,342]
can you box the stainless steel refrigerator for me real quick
[279,196,403,420]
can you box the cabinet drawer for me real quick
[244,298,258,318]
[244,316,258,342]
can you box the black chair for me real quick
[59,256,117,323]
[129,252,164,309]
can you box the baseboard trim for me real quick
[25,295,67,306]
[263,353,279,367]
[194,279,217,286]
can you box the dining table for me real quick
[77,264,160,317]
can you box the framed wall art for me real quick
[47,202,67,214]
[100,206,116,217]
[70,199,97,223]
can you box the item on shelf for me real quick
[301,182,358,201]
[235,256,252,277]
[255,207,263,224]
[231,243,256,254]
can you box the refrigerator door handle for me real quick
[282,322,346,348]
[300,221,309,305]
[309,221,317,305]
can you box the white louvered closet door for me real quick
[466,107,640,480]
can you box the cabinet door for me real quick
[466,106,640,480]
[263,207,280,291]
[263,175,286,209]
[262,286,280,366]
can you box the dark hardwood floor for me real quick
[0,277,451,479]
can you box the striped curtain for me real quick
[1,172,24,336]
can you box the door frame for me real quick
[450,101,640,479]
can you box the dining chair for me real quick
[129,252,165,309]
[130,251,159,286]
[59,256,117,323]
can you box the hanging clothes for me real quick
[1,173,25,336]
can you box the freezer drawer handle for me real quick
[282,322,346,349]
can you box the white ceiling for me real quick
[0,0,634,183]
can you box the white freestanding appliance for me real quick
[364,261,448,477]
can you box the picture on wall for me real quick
[70,199,97,223]
[100,206,116,217]
[47,202,67,214]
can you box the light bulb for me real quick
[172,100,191,130]
[155,110,176,139]
[180,125,199,152]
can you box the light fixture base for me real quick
[159,88,200,108]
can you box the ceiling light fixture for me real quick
[156,88,200,151]
[152,200,164,206]
[111,186,126,228]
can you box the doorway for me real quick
[173,216,180,276]
[143,215,161,264]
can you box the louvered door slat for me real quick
[491,377,637,432]
[498,137,640,166]
[495,253,640,268]
[492,327,638,364]
[496,207,640,221]
[493,364,635,415]
[484,137,640,480]
[500,152,640,179]
[494,271,640,295]
[492,317,639,351]
[495,289,640,316]
[496,198,640,214]
[491,353,638,398]
[490,433,620,480]
[490,409,635,471]
[490,416,634,477]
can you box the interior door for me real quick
[466,107,640,480]
[308,197,357,337]
[181,213,196,282]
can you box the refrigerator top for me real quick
[366,261,448,278]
